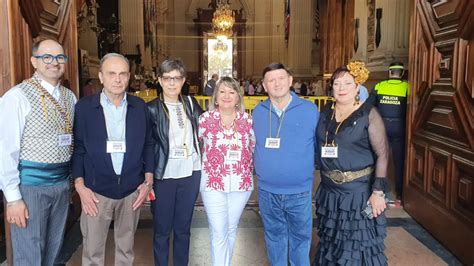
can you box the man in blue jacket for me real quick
[72,53,154,265]
[253,63,319,265]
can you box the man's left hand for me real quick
[132,173,153,211]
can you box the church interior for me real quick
[0,0,473,265]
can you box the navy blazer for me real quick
[72,93,154,199]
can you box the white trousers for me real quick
[201,190,252,266]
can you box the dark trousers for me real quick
[151,171,201,266]
[383,118,406,199]
[389,136,405,198]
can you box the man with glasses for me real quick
[0,39,76,265]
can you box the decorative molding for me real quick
[438,57,450,71]
[366,0,375,53]
[354,18,359,52]
[19,0,44,37]
[375,8,382,48]
[40,0,69,37]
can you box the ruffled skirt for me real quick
[313,175,387,266]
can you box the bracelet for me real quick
[143,181,153,190]
[6,199,22,207]
[372,191,385,197]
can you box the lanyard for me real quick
[324,109,346,146]
[268,104,286,138]
[28,79,72,134]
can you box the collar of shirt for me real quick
[40,79,61,101]
[272,93,293,117]
[100,90,128,108]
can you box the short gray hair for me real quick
[158,58,186,77]
[100,53,130,71]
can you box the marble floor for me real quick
[59,205,461,266]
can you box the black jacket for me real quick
[147,95,204,179]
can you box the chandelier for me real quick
[212,1,235,39]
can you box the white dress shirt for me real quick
[0,78,76,202]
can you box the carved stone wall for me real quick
[120,0,152,67]
[353,0,410,85]
[288,0,313,77]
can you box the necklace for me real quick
[220,111,236,130]
[334,104,358,122]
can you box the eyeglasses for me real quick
[33,54,69,64]
[161,76,184,83]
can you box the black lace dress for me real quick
[314,96,389,265]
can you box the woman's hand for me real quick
[368,191,386,218]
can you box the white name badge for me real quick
[170,148,187,159]
[107,140,126,153]
[265,138,281,149]
[58,134,72,146]
[226,150,242,161]
[321,146,338,158]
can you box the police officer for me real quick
[374,62,409,203]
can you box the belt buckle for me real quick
[332,170,346,184]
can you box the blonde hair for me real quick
[209,77,245,113]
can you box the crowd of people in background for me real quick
[115,73,331,98]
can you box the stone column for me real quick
[367,0,410,71]
[288,0,313,77]
[119,0,151,67]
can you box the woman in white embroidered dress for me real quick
[199,77,255,266]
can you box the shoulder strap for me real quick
[188,95,194,112]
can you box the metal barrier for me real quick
[133,93,334,112]
[195,95,334,113]
[130,89,158,103]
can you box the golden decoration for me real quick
[212,1,235,39]
[347,61,370,84]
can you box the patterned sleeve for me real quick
[198,113,206,142]
[368,107,390,192]
[249,115,256,153]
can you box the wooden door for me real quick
[0,0,79,264]
[405,0,473,264]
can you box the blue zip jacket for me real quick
[72,93,154,199]
[253,92,319,194]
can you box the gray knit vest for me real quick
[19,75,76,163]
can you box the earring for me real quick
[215,102,219,106]
[354,91,360,106]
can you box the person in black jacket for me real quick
[147,59,204,266]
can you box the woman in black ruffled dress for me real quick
[314,61,389,265]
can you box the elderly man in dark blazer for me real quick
[72,53,154,265]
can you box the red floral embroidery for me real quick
[199,110,255,192]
